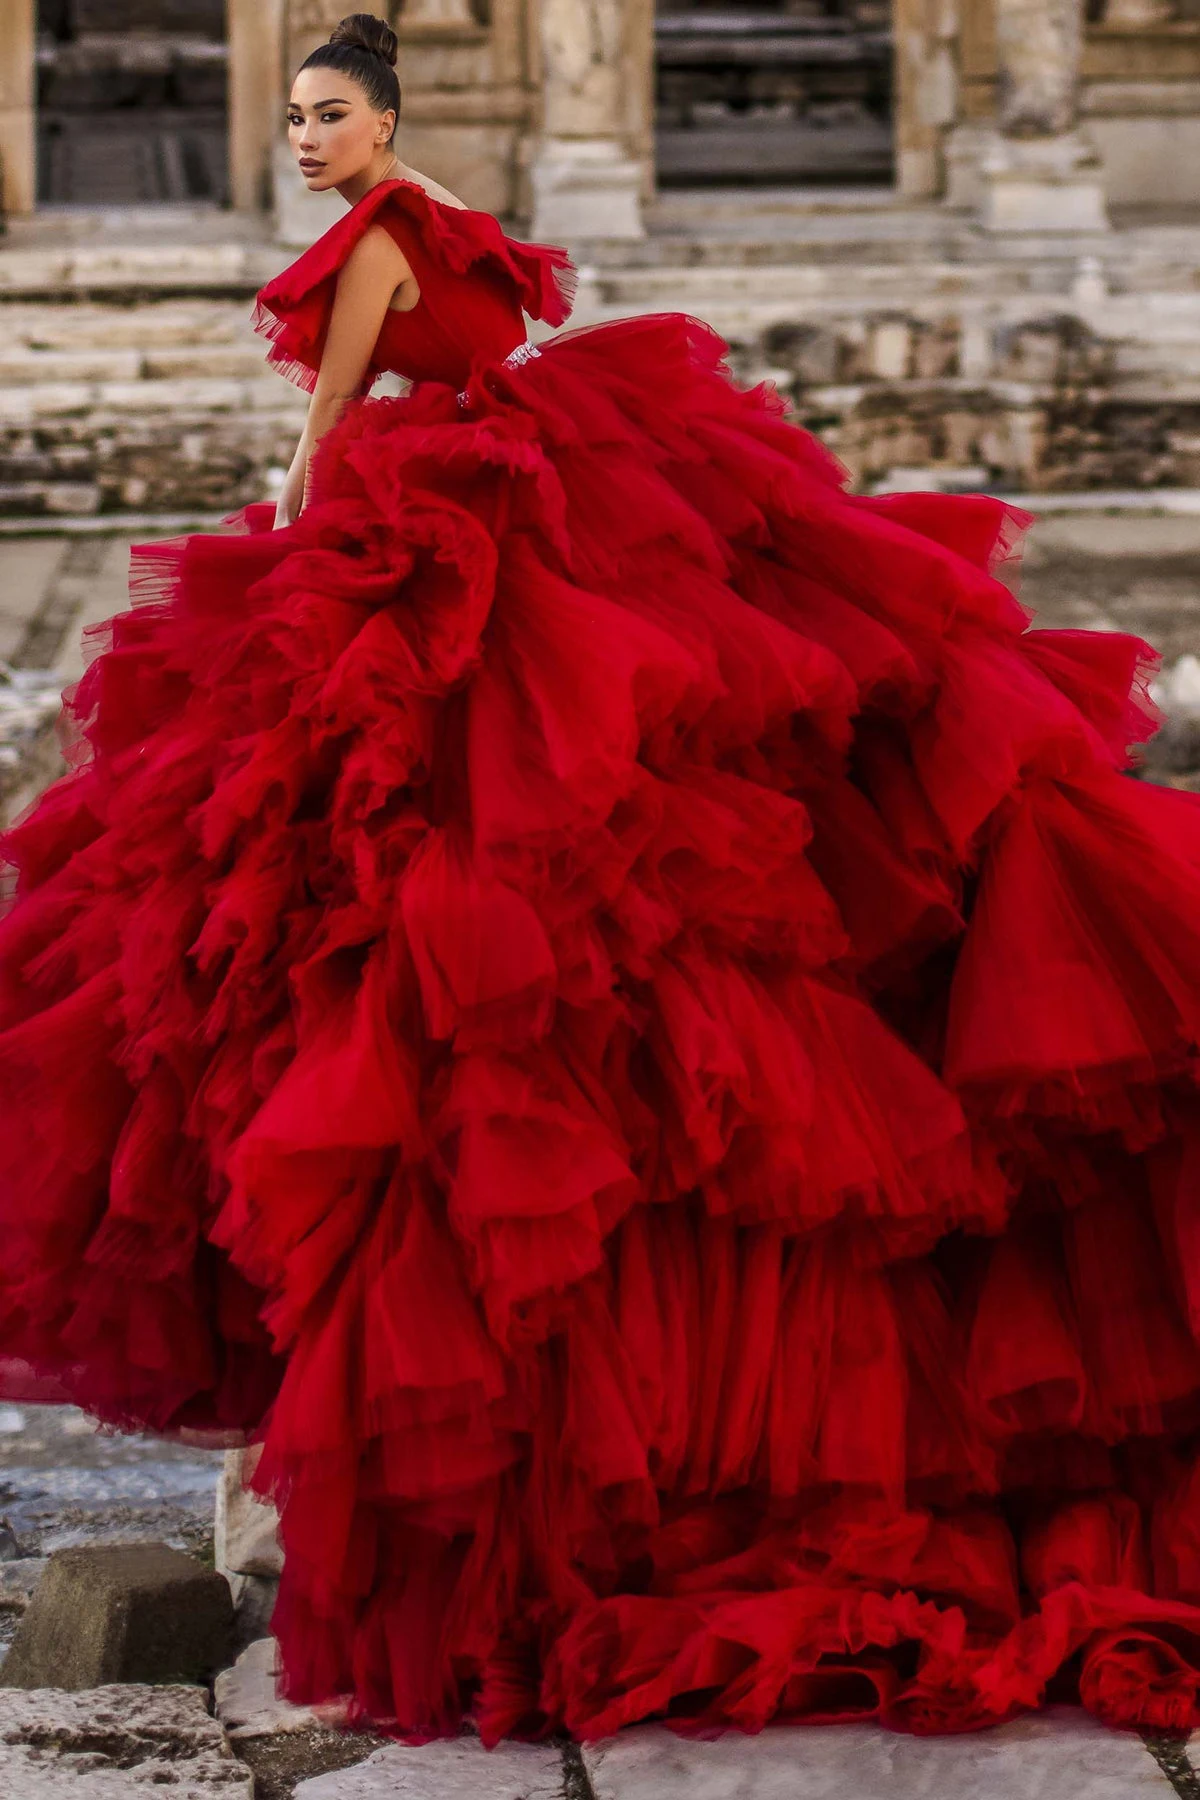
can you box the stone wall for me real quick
[755,311,1200,491]
[894,0,1200,210]
[1082,19,1200,206]
[6,0,1200,229]
[0,290,305,518]
[0,1,36,217]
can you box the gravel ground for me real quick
[0,1403,222,1564]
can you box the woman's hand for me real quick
[273,464,306,530]
[273,427,308,529]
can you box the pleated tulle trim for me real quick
[253,179,576,394]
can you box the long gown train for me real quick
[4,177,1200,1737]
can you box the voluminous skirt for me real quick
[5,315,1200,1738]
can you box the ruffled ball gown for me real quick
[6,177,1200,1740]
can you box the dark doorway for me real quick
[36,0,229,205]
[655,0,893,186]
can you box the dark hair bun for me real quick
[328,13,398,68]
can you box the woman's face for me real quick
[287,69,395,190]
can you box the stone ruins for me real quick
[0,2,1198,509]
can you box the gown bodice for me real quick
[253,177,576,391]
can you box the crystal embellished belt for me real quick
[457,341,541,407]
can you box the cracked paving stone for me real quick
[0,1682,252,1796]
[583,1711,1179,1800]
[214,1637,325,1740]
[294,1735,566,1798]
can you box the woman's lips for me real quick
[299,160,324,173]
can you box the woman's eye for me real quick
[322,112,346,123]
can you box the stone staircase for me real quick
[0,299,302,518]
[2,198,1200,517]
[0,235,304,517]
[589,196,1200,490]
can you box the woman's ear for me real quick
[377,111,397,146]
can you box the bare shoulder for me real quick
[340,221,413,283]
[347,221,412,265]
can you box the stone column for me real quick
[529,0,646,240]
[977,0,1108,230]
[893,0,960,201]
[0,0,36,217]
[229,0,286,213]
[275,0,355,244]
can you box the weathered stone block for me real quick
[761,321,840,385]
[42,482,102,514]
[225,1572,281,1649]
[95,378,245,415]
[0,348,143,385]
[215,1448,283,1581]
[0,385,93,423]
[531,141,645,242]
[0,1683,251,1797]
[583,1711,1174,1800]
[911,318,962,381]
[868,317,913,381]
[66,244,252,289]
[142,346,267,382]
[295,1736,566,1798]
[1,1543,233,1691]
[214,1636,322,1740]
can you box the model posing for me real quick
[3,9,1200,1743]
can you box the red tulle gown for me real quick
[6,177,1200,1740]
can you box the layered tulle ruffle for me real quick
[4,314,1200,1737]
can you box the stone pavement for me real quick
[581,1717,1186,1800]
[0,1188,1193,1797]
[4,1647,1195,1799]
[1019,510,1200,666]
[0,1677,1197,1800]
[0,1684,251,1797]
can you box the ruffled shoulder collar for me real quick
[254,178,576,391]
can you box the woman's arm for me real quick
[273,222,415,528]
[274,426,310,529]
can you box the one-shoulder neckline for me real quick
[352,178,481,321]
[254,179,577,392]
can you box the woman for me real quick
[4,9,1200,1744]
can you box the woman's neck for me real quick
[336,150,401,207]
[335,154,468,213]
